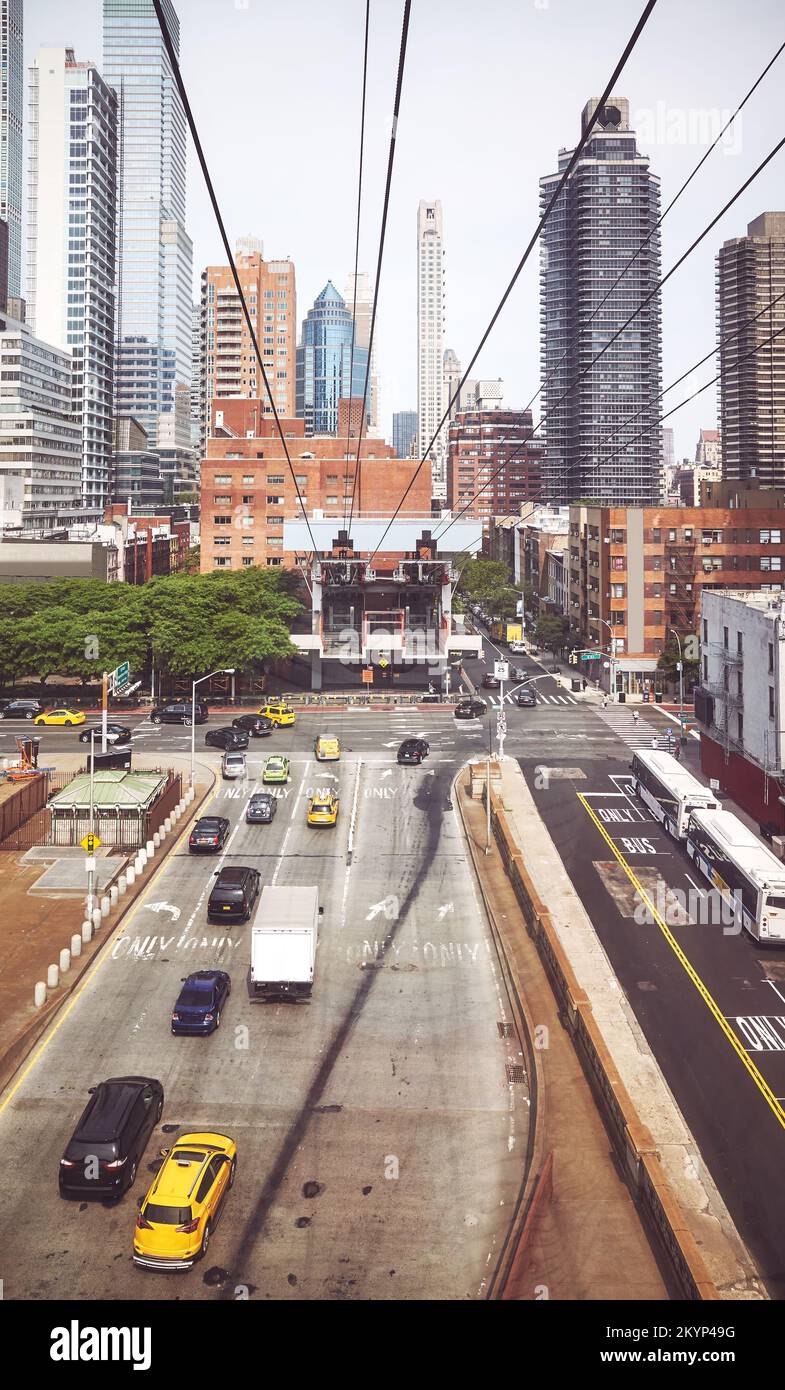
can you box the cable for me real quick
[153,0,323,560]
[346,0,411,539]
[365,0,660,565]
[342,0,371,533]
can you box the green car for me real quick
[262,755,290,784]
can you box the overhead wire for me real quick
[341,0,371,534]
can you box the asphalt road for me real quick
[0,708,529,1302]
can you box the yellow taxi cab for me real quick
[315,735,340,761]
[257,701,295,728]
[306,789,339,827]
[34,708,86,727]
[133,1131,237,1271]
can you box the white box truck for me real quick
[250,885,320,1001]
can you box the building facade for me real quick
[295,281,368,436]
[112,415,163,508]
[717,213,785,487]
[417,200,446,500]
[540,98,662,505]
[443,347,462,426]
[343,270,378,431]
[202,247,296,420]
[103,0,193,445]
[27,48,117,509]
[0,1,22,299]
[392,409,417,459]
[696,427,722,468]
[447,405,545,522]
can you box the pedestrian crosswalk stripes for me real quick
[595,705,666,751]
[484,692,579,707]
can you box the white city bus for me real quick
[630,750,720,839]
[686,808,785,943]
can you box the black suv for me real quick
[150,700,208,726]
[205,726,249,751]
[246,792,277,824]
[1,699,43,720]
[454,699,486,719]
[59,1076,164,1200]
[232,714,273,737]
[207,865,261,923]
[516,687,537,708]
[397,737,430,765]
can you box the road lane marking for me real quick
[271,760,311,887]
[577,791,785,1134]
[685,873,707,899]
[347,757,362,863]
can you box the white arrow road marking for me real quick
[437,902,454,919]
[366,895,400,922]
[381,769,393,779]
[145,902,181,922]
[383,740,399,748]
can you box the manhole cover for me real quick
[497,1022,514,1038]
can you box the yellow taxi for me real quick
[257,701,295,727]
[34,708,86,727]
[315,735,340,761]
[307,789,339,827]
[133,1131,237,1271]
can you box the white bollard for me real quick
[164,816,172,833]
[187,787,195,805]
[126,864,136,887]
[110,884,119,907]
[137,849,147,870]
[34,981,47,1009]
[153,831,161,849]
[172,805,181,823]
[59,948,71,974]
[118,874,127,896]
[47,963,59,989]
[82,920,93,944]
[100,895,110,919]
[146,839,155,858]
[91,907,102,932]
[71,933,82,959]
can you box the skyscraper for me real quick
[540,99,662,505]
[393,410,417,459]
[295,281,368,435]
[417,200,445,500]
[343,270,378,431]
[202,245,296,419]
[0,1,22,299]
[717,213,785,486]
[442,347,462,425]
[103,0,193,446]
[27,48,118,508]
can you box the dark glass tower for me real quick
[296,281,369,435]
[540,98,662,505]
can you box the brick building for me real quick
[568,489,785,693]
[201,249,296,429]
[200,399,431,572]
[447,406,544,522]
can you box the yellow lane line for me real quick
[577,791,785,1132]
[0,780,219,1117]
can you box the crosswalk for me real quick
[484,692,579,707]
[595,705,671,751]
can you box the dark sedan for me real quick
[171,971,231,1036]
[397,737,430,765]
[454,699,486,719]
[481,673,500,689]
[516,688,537,708]
[78,722,132,745]
[246,792,278,824]
[232,714,273,737]
[188,816,230,853]
[205,726,249,751]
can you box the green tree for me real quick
[535,615,567,657]
[657,637,699,687]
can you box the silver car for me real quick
[221,751,247,780]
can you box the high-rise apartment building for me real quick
[447,404,545,521]
[540,99,662,506]
[343,271,378,431]
[0,1,22,299]
[190,300,203,449]
[103,0,193,446]
[696,427,722,467]
[417,200,446,500]
[443,347,462,426]
[27,48,118,508]
[717,213,785,486]
[393,410,417,459]
[296,281,368,435]
[202,247,296,419]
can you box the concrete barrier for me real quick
[91,907,102,932]
[126,865,136,888]
[118,874,127,896]
[110,884,119,907]
[164,816,172,833]
[47,963,59,990]
[70,933,82,959]
[59,948,70,974]
[100,895,110,919]
[153,831,161,850]
[34,981,47,1009]
[146,839,155,858]
[81,920,93,944]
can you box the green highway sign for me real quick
[113,661,130,689]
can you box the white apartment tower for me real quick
[417,200,446,500]
[0,0,23,299]
[27,47,118,508]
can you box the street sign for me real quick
[581,651,601,661]
[494,661,509,681]
[80,832,101,854]
[378,656,389,669]
[362,668,373,684]
[111,661,130,692]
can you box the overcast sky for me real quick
[26,0,785,460]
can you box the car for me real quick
[510,666,527,681]
[0,699,43,720]
[34,707,86,727]
[481,673,501,690]
[133,1131,237,1271]
[205,726,249,751]
[516,688,537,708]
[257,701,295,727]
[78,722,132,745]
[59,1076,164,1201]
[232,713,273,737]
[262,754,290,784]
[221,751,247,780]
[508,641,527,655]
[306,790,339,826]
[418,692,441,704]
[150,700,208,726]
[314,735,340,761]
[397,737,430,765]
[171,971,232,1033]
[246,792,277,824]
[188,816,230,853]
[454,699,487,719]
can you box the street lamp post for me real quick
[669,629,685,744]
[597,618,616,701]
[190,668,236,787]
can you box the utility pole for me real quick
[87,729,96,917]
[669,629,685,744]
[101,670,109,753]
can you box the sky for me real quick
[25,0,785,461]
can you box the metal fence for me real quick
[0,768,182,853]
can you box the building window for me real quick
[651,528,661,542]
[213,538,230,548]
[610,529,625,544]
[612,556,624,571]
[737,631,743,656]
[243,475,255,484]
[703,656,708,680]
[242,557,254,566]
[737,712,743,745]
[266,515,284,524]
[267,475,285,484]
[769,643,775,673]
[770,687,776,718]
[242,495,254,505]
[668,529,676,542]
[214,495,231,505]
[214,474,231,484]
[703,619,708,643]
[723,626,728,650]
[267,495,284,505]
[213,515,232,525]
[213,557,230,568]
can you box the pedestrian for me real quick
[582,678,588,691]
[632,709,639,724]
[602,695,608,709]
[651,736,659,749]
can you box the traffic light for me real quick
[569,651,578,666]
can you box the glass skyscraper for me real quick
[540,98,662,505]
[393,410,417,459]
[103,0,193,447]
[296,281,368,435]
[0,0,23,298]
